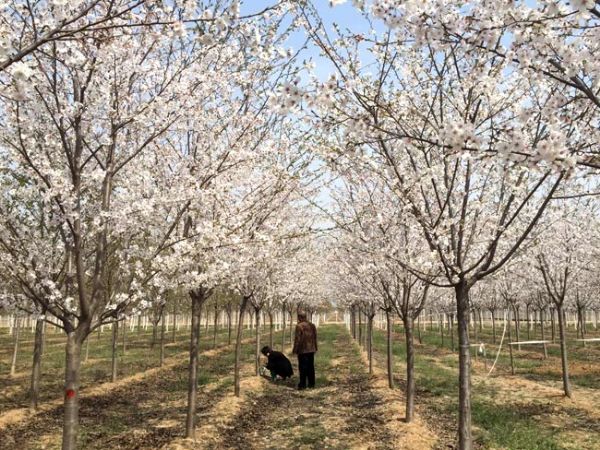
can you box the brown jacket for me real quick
[293,320,318,355]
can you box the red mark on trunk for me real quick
[65,389,76,399]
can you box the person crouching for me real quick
[260,345,293,382]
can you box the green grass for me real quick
[0,322,272,415]
[472,401,567,450]
[367,325,596,450]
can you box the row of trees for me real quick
[0,1,331,449]
[289,1,600,449]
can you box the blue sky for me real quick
[241,0,371,81]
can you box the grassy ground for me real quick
[0,322,259,415]
[0,322,289,449]
[365,321,600,450]
[410,319,600,389]
[215,324,395,450]
[2,320,599,449]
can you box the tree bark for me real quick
[111,321,118,382]
[540,309,548,359]
[440,313,444,347]
[185,292,203,439]
[269,311,274,349]
[62,332,83,450]
[172,309,177,343]
[160,312,166,367]
[281,305,287,351]
[386,309,394,389]
[551,307,556,342]
[212,303,218,349]
[367,314,374,374]
[507,307,515,375]
[526,304,531,340]
[455,281,472,450]
[30,317,44,409]
[234,296,250,397]
[403,316,416,423]
[450,314,455,352]
[557,305,572,397]
[122,319,127,354]
[514,305,521,351]
[254,307,261,376]
[151,320,158,349]
[491,309,496,344]
[227,309,232,345]
[288,309,294,346]
[10,316,20,376]
[358,309,363,347]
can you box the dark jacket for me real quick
[266,350,293,378]
[293,320,318,355]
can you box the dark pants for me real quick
[297,352,315,388]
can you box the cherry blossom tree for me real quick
[533,198,599,397]
[293,3,585,447]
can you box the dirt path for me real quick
[209,325,398,450]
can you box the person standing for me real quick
[292,311,318,390]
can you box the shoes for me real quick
[297,385,306,390]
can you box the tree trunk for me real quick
[281,305,287,351]
[10,316,20,376]
[269,311,274,349]
[491,309,496,344]
[385,309,394,388]
[255,307,261,376]
[160,312,166,367]
[557,305,572,397]
[234,296,250,397]
[111,321,118,382]
[440,313,444,347]
[205,306,210,333]
[84,337,90,363]
[455,281,472,450]
[185,293,203,439]
[62,332,83,450]
[289,310,293,346]
[526,304,531,340]
[403,317,416,423]
[367,314,374,374]
[41,322,46,356]
[514,305,521,351]
[358,309,363,347]
[212,304,218,349]
[551,308,556,342]
[30,317,44,409]
[450,314,455,352]
[227,310,232,345]
[151,320,158,349]
[507,307,515,375]
[540,309,548,359]
[473,312,479,362]
[172,310,177,343]
[122,319,127,354]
